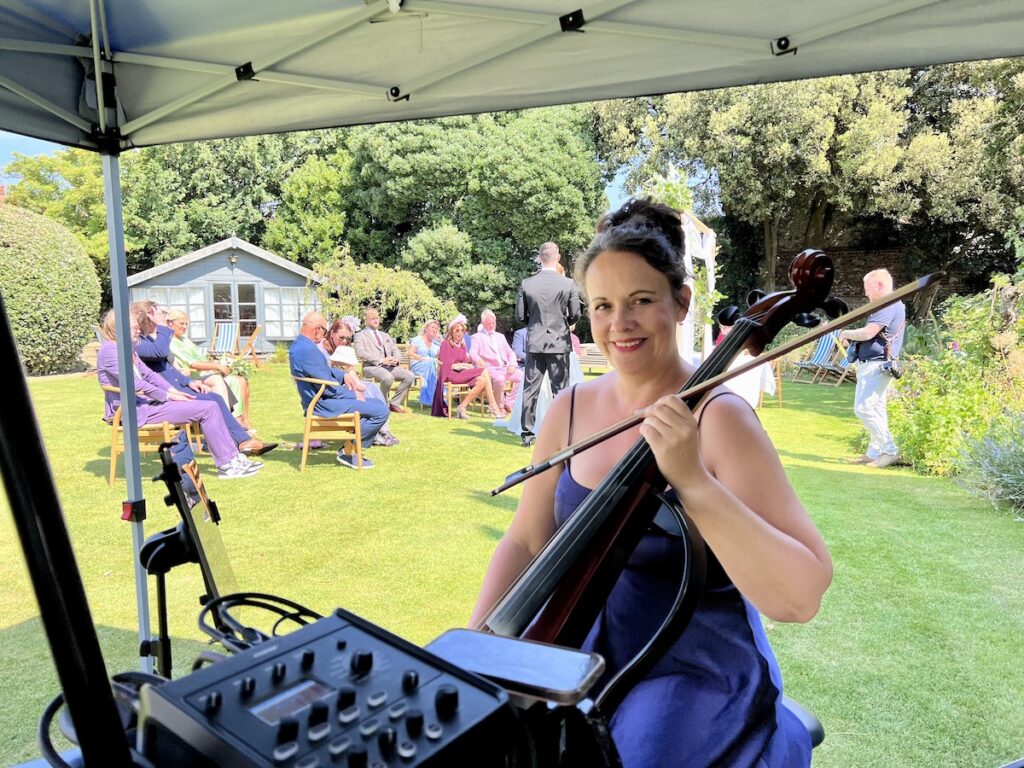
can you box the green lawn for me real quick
[1,365,1022,766]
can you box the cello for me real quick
[478,249,940,714]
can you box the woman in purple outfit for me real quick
[96,310,260,480]
[431,315,501,419]
[471,199,832,767]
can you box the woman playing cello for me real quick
[470,199,833,767]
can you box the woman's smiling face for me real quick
[585,249,688,375]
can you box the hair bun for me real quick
[598,197,684,255]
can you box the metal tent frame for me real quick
[2,0,1023,674]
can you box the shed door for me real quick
[213,282,258,338]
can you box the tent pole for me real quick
[101,151,154,674]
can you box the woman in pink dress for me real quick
[431,315,501,419]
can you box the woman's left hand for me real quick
[638,395,709,489]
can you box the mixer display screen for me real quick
[249,679,332,725]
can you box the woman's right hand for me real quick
[167,389,195,402]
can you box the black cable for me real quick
[197,592,322,653]
[593,491,706,715]
[37,693,73,768]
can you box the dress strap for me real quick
[566,384,578,467]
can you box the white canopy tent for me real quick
[3,0,1024,670]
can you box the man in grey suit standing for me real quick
[516,242,581,446]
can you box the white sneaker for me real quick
[336,452,373,470]
[217,454,261,479]
[239,454,264,470]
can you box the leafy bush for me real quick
[889,271,1024,475]
[315,247,456,341]
[0,204,101,375]
[958,416,1024,518]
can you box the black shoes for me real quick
[521,433,535,448]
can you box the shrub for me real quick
[958,416,1024,518]
[889,271,1024,475]
[315,247,456,341]
[0,205,101,375]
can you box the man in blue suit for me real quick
[132,300,277,458]
[290,311,388,470]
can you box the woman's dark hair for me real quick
[574,197,690,299]
[323,318,353,355]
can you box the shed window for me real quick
[264,287,318,338]
[130,285,207,339]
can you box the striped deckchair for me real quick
[208,321,239,358]
[813,336,857,386]
[791,331,839,383]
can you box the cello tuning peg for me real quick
[746,289,766,307]
[716,305,742,327]
[821,297,849,320]
[792,312,821,328]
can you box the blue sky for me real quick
[0,131,62,185]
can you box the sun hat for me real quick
[330,345,359,367]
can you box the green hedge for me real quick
[0,204,101,375]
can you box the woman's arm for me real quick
[641,394,832,623]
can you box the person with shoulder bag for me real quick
[837,269,906,469]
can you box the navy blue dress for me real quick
[554,392,811,768]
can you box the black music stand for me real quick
[0,295,135,767]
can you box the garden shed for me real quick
[126,236,320,353]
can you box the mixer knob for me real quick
[378,727,397,758]
[277,716,299,744]
[405,708,424,738]
[401,669,419,693]
[239,676,256,700]
[309,700,329,727]
[347,743,369,768]
[300,648,316,671]
[350,649,373,676]
[337,685,356,710]
[203,690,222,716]
[272,662,287,684]
[434,684,459,720]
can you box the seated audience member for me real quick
[470,309,520,415]
[290,312,388,470]
[132,301,275,457]
[323,318,399,447]
[511,327,528,369]
[431,315,501,419]
[352,307,416,414]
[96,310,260,479]
[166,309,251,428]
[409,318,442,408]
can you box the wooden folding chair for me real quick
[292,376,363,471]
[396,343,423,406]
[236,324,262,368]
[101,385,188,486]
[208,321,239,359]
[445,382,488,418]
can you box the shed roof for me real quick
[125,236,319,286]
